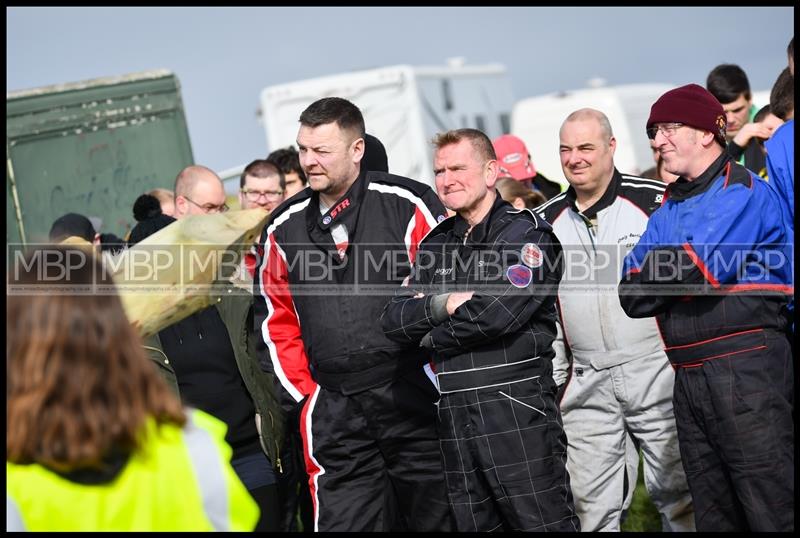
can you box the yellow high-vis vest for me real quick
[7,409,258,531]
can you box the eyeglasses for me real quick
[183,195,229,214]
[241,188,284,202]
[647,123,685,140]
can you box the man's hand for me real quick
[732,120,780,147]
[446,291,474,315]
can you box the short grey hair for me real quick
[562,108,614,144]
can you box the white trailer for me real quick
[258,59,515,188]
[511,83,675,188]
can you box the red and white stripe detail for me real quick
[258,200,313,402]
[368,183,438,263]
[300,385,325,532]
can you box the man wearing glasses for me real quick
[174,165,230,216]
[239,160,285,212]
[619,84,794,532]
[163,164,285,531]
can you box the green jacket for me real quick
[143,282,285,472]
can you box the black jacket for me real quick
[727,138,767,179]
[531,171,563,200]
[145,287,285,470]
[382,194,563,391]
[253,168,448,398]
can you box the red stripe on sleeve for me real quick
[408,206,431,264]
[682,243,720,288]
[261,234,316,400]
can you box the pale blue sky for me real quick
[7,6,794,173]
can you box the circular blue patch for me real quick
[506,264,533,288]
[437,214,446,223]
[322,216,332,225]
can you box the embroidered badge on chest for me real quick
[506,264,533,288]
[521,243,543,268]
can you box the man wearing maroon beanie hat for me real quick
[618,84,794,531]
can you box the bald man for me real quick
[159,164,283,531]
[536,109,694,531]
[174,165,229,217]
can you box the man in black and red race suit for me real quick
[253,97,453,532]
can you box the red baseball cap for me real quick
[492,134,537,181]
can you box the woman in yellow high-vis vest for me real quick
[6,245,258,531]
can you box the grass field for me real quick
[620,456,662,532]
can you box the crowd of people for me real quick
[7,36,794,532]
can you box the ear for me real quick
[174,195,188,217]
[512,197,526,210]
[608,136,617,156]
[485,159,499,189]
[699,130,717,148]
[351,136,365,165]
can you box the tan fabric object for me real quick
[108,209,269,337]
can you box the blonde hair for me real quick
[496,178,547,209]
[432,129,497,163]
[147,188,174,205]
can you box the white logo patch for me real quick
[521,243,543,268]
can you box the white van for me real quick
[511,83,676,188]
[258,59,515,188]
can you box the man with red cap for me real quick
[492,134,562,200]
[618,84,794,532]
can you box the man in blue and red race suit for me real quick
[618,84,794,532]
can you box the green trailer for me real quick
[7,69,194,245]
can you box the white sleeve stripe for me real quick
[620,175,668,187]
[535,192,568,213]
[6,497,26,531]
[367,182,437,228]
[265,198,311,237]
[183,411,230,531]
[404,214,416,262]
[258,233,304,403]
[303,386,325,532]
[620,182,665,191]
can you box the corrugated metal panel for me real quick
[6,70,194,244]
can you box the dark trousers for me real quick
[673,331,794,531]
[301,368,454,532]
[250,484,281,532]
[437,374,580,531]
[276,412,314,532]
